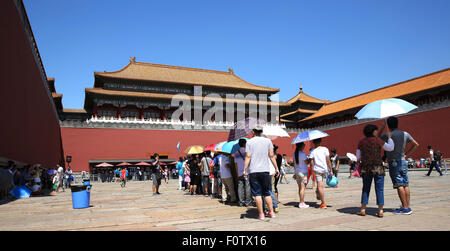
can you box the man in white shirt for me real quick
[220,153,236,203]
[309,138,332,209]
[244,126,279,220]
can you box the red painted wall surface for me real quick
[60,127,300,172]
[0,0,64,168]
[321,106,450,161]
[61,106,449,172]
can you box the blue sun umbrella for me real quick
[214,141,227,152]
[291,130,329,144]
[355,98,418,119]
[221,138,248,154]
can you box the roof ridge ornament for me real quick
[228,68,234,74]
[130,56,136,63]
[299,86,303,92]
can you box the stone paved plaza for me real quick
[1,170,449,231]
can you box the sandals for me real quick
[357,210,384,218]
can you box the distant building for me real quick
[298,68,450,129]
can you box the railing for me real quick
[62,116,287,131]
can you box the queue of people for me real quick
[0,161,74,200]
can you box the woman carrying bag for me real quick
[356,123,394,218]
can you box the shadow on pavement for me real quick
[337,206,395,216]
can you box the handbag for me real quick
[352,162,361,178]
[155,170,162,180]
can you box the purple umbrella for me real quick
[47,169,57,175]
[227,117,265,141]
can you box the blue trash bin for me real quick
[70,185,91,209]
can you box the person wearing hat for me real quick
[243,125,279,220]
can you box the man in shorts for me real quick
[309,138,332,209]
[380,117,419,215]
[243,125,279,220]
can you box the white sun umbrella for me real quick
[291,130,329,144]
[346,153,357,162]
[355,98,418,119]
[262,125,290,140]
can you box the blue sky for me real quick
[24,0,450,109]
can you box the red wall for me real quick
[60,127,300,172]
[320,106,450,161]
[61,106,449,172]
[0,0,64,168]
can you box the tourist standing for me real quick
[234,139,252,207]
[279,154,289,184]
[380,117,419,215]
[51,172,59,195]
[307,147,316,189]
[201,152,213,196]
[273,145,282,202]
[188,155,202,195]
[356,124,394,218]
[65,167,73,188]
[0,161,15,199]
[243,125,279,220]
[120,168,128,188]
[114,168,120,182]
[219,153,236,203]
[426,146,443,176]
[309,138,332,209]
[210,154,220,198]
[330,148,340,179]
[293,142,310,208]
[262,158,279,213]
[176,157,184,190]
[56,165,65,192]
[151,154,163,195]
[183,157,191,192]
[348,160,356,178]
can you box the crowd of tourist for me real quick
[172,137,290,218]
[167,116,446,219]
[0,161,77,200]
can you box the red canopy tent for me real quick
[135,161,151,166]
[95,162,113,167]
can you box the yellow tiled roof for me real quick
[280,108,318,118]
[301,68,450,122]
[95,59,279,93]
[285,87,331,104]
